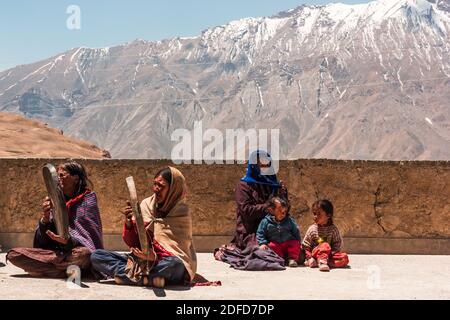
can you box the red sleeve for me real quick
[122,221,140,249]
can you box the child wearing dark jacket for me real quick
[257,197,301,267]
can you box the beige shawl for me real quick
[140,167,197,282]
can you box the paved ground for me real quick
[0,253,449,300]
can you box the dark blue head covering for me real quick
[241,150,280,188]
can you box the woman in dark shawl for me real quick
[6,161,104,278]
[214,150,291,270]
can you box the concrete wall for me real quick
[0,159,449,254]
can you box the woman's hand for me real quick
[121,201,133,219]
[278,180,288,198]
[259,244,269,250]
[131,247,155,261]
[41,196,52,224]
[121,201,133,228]
[46,230,69,245]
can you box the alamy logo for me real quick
[171,121,280,174]
[66,265,82,289]
[66,5,81,30]
[367,265,382,290]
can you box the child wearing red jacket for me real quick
[302,199,349,272]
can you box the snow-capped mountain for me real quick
[0,0,449,159]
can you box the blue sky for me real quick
[0,0,370,72]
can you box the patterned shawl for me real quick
[66,190,104,252]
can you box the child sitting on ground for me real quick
[257,197,302,267]
[302,199,349,272]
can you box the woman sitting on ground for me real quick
[90,166,197,288]
[214,150,296,270]
[6,161,104,278]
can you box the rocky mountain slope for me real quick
[0,0,449,159]
[0,112,110,158]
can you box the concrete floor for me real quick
[0,253,449,300]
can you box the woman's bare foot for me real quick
[152,276,165,288]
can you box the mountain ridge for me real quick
[0,0,449,160]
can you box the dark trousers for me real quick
[90,249,186,285]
